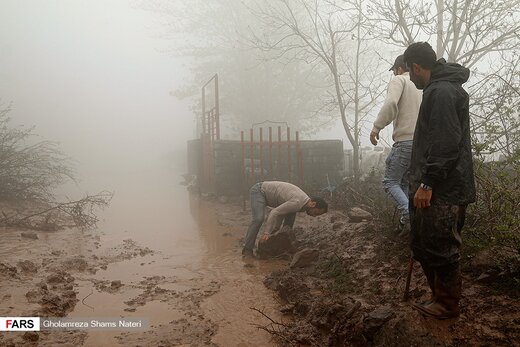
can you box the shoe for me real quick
[413,300,460,319]
[398,222,411,237]
[242,248,254,257]
[412,265,461,320]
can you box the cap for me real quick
[389,55,406,71]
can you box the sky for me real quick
[0,0,194,190]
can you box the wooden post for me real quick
[250,128,254,179]
[296,131,301,185]
[259,127,263,180]
[214,74,220,140]
[287,127,291,181]
[241,131,246,211]
[277,126,282,180]
[268,127,273,180]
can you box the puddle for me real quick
[0,167,282,346]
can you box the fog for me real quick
[0,0,193,192]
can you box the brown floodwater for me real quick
[66,167,283,346]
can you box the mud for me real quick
[0,170,282,346]
[257,208,520,346]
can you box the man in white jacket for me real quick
[370,55,422,231]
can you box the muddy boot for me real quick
[242,248,254,258]
[414,262,435,306]
[414,264,461,319]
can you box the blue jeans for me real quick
[244,182,267,251]
[243,182,296,251]
[382,141,413,224]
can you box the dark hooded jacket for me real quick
[409,59,476,205]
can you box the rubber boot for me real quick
[415,262,435,306]
[414,264,461,319]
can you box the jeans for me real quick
[243,182,267,251]
[243,182,296,251]
[382,140,412,224]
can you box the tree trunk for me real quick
[436,0,444,59]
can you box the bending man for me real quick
[242,181,328,257]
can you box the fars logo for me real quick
[0,317,40,331]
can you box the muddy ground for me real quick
[1,193,519,347]
[254,208,520,347]
[0,191,283,347]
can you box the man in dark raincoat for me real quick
[403,42,476,319]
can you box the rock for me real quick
[17,260,38,273]
[330,212,347,223]
[476,273,492,282]
[332,222,345,231]
[111,280,122,289]
[46,273,65,284]
[290,248,320,268]
[63,257,88,271]
[256,226,295,259]
[263,276,276,290]
[363,306,395,339]
[21,231,38,240]
[22,332,39,342]
[0,263,18,278]
[347,207,373,222]
[25,290,41,304]
[218,195,229,203]
[280,304,295,313]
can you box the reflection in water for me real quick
[189,192,283,346]
[74,168,281,346]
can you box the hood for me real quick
[430,58,470,84]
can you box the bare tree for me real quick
[470,52,520,158]
[140,0,330,136]
[249,0,386,179]
[371,0,520,159]
[371,0,520,67]
[0,104,74,203]
[0,104,112,231]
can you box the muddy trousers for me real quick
[410,202,466,316]
[419,262,462,303]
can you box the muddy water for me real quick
[68,167,282,346]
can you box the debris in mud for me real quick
[111,280,122,289]
[17,260,38,273]
[362,306,395,339]
[347,207,373,222]
[256,226,296,259]
[39,292,77,317]
[0,263,19,279]
[62,256,89,272]
[46,271,74,285]
[22,332,39,342]
[21,231,38,239]
[332,221,345,231]
[98,238,154,265]
[290,248,319,268]
[24,270,79,317]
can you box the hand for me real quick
[370,131,379,146]
[260,233,269,241]
[414,187,432,208]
